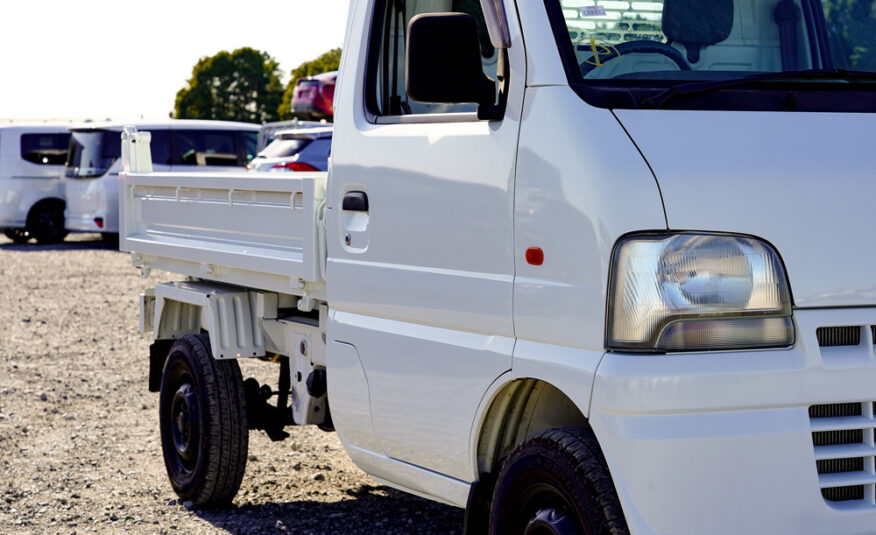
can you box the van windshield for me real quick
[547,0,876,111]
[66,130,120,178]
[258,137,312,159]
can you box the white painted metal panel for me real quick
[614,109,876,308]
[590,308,876,534]
[325,0,526,483]
[513,86,666,351]
[121,170,326,294]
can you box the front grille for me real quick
[823,486,865,502]
[809,402,876,506]
[810,403,862,419]
[816,326,861,347]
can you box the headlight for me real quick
[606,233,794,352]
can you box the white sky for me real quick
[0,0,350,123]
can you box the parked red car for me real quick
[291,71,336,120]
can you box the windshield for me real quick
[258,137,312,159]
[66,130,120,178]
[548,0,876,110]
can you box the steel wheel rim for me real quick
[167,374,200,475]
[518,483,581,535]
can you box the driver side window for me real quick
[367,0,498,116]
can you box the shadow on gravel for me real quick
[0,238,118,253]
[194,485,464,535]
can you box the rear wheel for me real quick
[489,427,629,535]
[27,202,67,244]
[3,229,30,244]
[159,334,249,506]
[101,232,119,248]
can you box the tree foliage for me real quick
[823,0,876,70]
[278,48,342,120]
[173,47,284,123]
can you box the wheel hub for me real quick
[170,383,199,466]
[524,507,577,535]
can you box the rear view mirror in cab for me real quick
[406,13,496,111]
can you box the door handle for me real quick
[342,191,369,212]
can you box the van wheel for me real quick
[159,334,249,507]
[489,427,629,535]
[3,229,30,244]
[27,202,67,244]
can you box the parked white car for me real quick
[64,120,259,237]
[247,126,332,172]
[256,119,327,151]
[0,124,70,243]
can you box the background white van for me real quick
[0,125,71,244]
[64,120,259,237]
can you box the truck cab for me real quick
[124,1,876,533]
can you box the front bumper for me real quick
[591,307,876,535]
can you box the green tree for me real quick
[278,48,342,120]
[174,47,284,123]
[823,0,876,70]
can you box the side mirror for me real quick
[406,13,496,108]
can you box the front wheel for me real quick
[27,203,67,244]
[490,427,629,535]
[159,334,249,507]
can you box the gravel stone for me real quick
[0,234,464,534]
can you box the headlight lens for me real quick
[607,233,794,352]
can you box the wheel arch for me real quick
[464,376,594,533]
[474,377,589,477]
[150,282,268,360]
[25,196,65,221]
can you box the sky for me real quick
[0,0,350,123]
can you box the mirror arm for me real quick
[477,48,509,121]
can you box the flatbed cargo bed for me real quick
[120,170,326,297]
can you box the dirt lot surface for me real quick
[0,234,463,534]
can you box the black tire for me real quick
[27,202,67,244]
[159,334,249,507]
[101,233,120,249]
[489,427,630,535]
[3,228,30,244]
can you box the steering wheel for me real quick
[579,40,691,76]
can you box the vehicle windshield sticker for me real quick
[580,6,608,17]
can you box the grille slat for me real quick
[815,443,876,460]
[810,416,874,432]
[818,470,876,488]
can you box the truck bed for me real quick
[120,170,326,297]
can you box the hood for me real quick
[615,109,876,308]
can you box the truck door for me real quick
[326,0,524,481]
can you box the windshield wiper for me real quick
[640,69,876,109]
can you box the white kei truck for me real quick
[121,0,876,533]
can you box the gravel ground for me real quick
[0,234,464,534]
